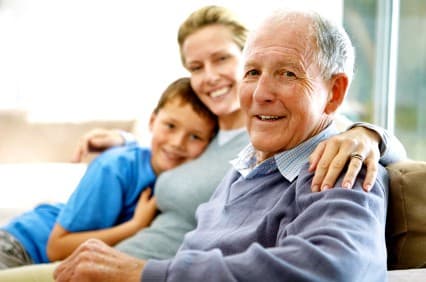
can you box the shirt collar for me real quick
[230,124,338,181]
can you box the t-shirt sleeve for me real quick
[56,154,126,232]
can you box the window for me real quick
[395,0,426,160]
[343,0,425,160]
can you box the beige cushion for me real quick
[386,160,426,269]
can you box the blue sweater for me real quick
[142,126,389,282]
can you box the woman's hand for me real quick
[54,239,145,282]
[71,128,125,162]
[309,126,381,192]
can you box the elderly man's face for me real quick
[239,14,332,162]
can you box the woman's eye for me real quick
[218,55,229,62]
[187,65,202,73]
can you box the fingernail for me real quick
[364,184,372,192]
[343,182,351,189]
[321,184,329,191]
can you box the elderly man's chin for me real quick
[250,136,288,162]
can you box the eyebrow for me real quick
[187,50,230,64]
[244,59,304,73]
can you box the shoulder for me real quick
[295,163,388,210]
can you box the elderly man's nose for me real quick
[253,76,275,102]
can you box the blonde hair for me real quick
[177,5,248,66]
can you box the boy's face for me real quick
[149,98,216,175]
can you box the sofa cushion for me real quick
[386,160,426,269]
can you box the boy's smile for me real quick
[149,98,216,175]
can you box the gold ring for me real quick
[350,152,364,161]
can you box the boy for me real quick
[0,77,217,268]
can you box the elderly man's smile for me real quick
[256,115,283,121]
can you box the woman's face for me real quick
[182,25,243,118]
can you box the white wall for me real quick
[0,0,342,130]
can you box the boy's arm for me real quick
[46,189,157,261]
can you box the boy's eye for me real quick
[189,134,202,141]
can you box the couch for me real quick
[0,160,425,281]
[0,110,136,163]
[386,160,426,281]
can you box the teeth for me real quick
[210,88,228,98]
[259,115,280,120]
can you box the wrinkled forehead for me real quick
[244,11,316,58]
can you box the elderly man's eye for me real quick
[245,69,260,77]
[284,71,296,78]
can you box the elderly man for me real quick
[54,9,388,282]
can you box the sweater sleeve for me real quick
[348,122,407,165]
[142,167,389,282]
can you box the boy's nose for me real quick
[171,132,186,149]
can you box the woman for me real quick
[0,5,405,281]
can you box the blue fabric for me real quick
[142,128,389,282]
[1,204,63,264]
[3,145,156,263]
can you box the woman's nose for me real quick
[203,64,220,84]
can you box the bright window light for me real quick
[0,0,343,123]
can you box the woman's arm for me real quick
[309,120,407,192]
[71,129,136,162]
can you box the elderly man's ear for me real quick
[324,73,349,114]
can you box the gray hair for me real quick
[264,9,355,82]
[311,12,355,82]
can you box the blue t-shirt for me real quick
[3,145,156,263]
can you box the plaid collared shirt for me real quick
[230,124,337,182]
